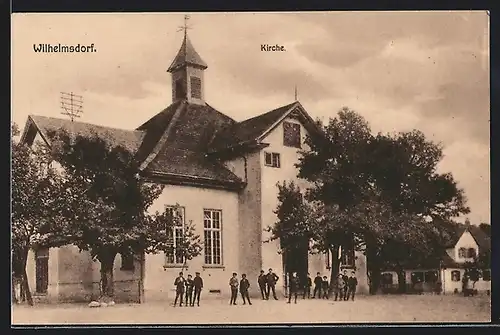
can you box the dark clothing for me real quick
[185,279,194,306]
[229,277,238,305]
[342,274,349,299]
[193,276,203,306]
[313,276,322,298]
[258,274,268,300]
[303,276,312,299]
[173,276,185,306]
[240,278,252,305]
[334,276,346,301]
[288,276,300,304]
[322,280,329,299]
[266,273,279,300]
[346,276,358,301]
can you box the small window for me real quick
[175,79,185,100]
[424,271,438,283]
[458,247,467,258]
[467,248,476,258]
[283,121,301,148]
[121,253,135,271]
[411,272,424,284]
[451,270,461,282]
[381,273,394,285]
[190,76,202,99]
[264,152,280,168]
[482,270,491,281]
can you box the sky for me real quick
[11,11,490,224]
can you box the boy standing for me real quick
[334,273,345,301]
[287,272,300,304]
[173,272,185,307]
[303,273,312,299]
[258,270,267,300]
[229,272,239,305]
[185,274,194,307]
[266,268,279,300]
[240,274,252,305]
[342,270,349,300]
[313,272,322,298]
[193,272,203,306]
[322,276,329,299]
[346,271,358,301]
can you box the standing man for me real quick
[334,273,346,301]
[240,274,252,305]
[287,272,300,304]
[185,274,194,307]
[303,273,312,299]
[346,271,358,301]
[313,272,322,299]
[192,272,203,307]
[266,268,279,300]
[342,270,349,300]
[258,270,268,300]
[229,272,239,305]
[173,272,185,307]
[322,276,329,299]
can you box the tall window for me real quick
[341,239,355,267]
[204,209,222,265]
[175,79,185,100]
[283,121,301,148]
[165,206,186,265]
[190,76,202,99]
[35,248,49,294]
[458,247,467,258]
[264,152,281,168]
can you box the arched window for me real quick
[458,247,467,258]
[451,270,461,282]
[467,248,476,258]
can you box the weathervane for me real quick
[177,14,192,37]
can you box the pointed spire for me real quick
[167,15,207,73]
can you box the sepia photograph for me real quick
[11,11,490,325]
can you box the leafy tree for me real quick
[296,107,469,294]
[45,129,203,300]
[11,123,70,305]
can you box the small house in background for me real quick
[381,222,491,295]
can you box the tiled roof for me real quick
[209,102,297,152]
[167,34,208,72]
[29,115,145,153]
[446,224,491,252]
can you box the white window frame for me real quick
[203,209,223,266]
[165,205,186,266]
[264,152,281,168]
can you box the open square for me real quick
[12,294,491,325]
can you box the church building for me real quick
[20,30,369,303]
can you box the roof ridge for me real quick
[29,114,143,133]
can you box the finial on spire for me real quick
[177,14,192,38]
[294,85,298,101]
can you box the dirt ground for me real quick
[12,294,491,325]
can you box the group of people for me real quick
[173,272,204,307]
[289,269,358,304]
[173,268,358,307]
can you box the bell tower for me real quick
[167,15,208,105]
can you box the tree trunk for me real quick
[99,253,117,299]
[19,248,33,306]
[366,244,381,295]
[328,245,341,296]
[396,265,407,294]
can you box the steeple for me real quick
[167,15,207,105]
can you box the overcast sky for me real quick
[11,12,490,224]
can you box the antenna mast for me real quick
[60,92,83,122]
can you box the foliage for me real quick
[11,122,70,305]
[44,128,203,298]
[294,107,469,293]
[479,223,491,237]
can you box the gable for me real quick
[455,230,479,250]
